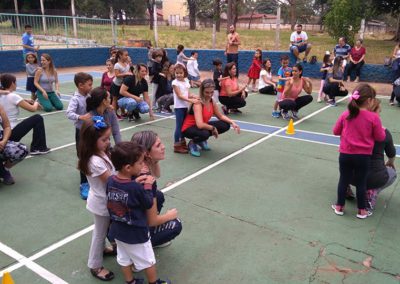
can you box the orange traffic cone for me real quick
[286,118,295,135]
[2,272,15,284]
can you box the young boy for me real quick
[66,72,93,198]
[107,142,171,284]
[273,55,292,118]
[149,50,163,110]
[187,51,201,88]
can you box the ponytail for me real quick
[86,87,108,112]
[347,83,376,120]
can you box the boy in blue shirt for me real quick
[273,55,292,118]
[107,142,171,284]
[22,25,39,60]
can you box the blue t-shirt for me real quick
[107,175,155,244]
[22,32,34,55]
[334,44,351,57]
[277,66,292,93]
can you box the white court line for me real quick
[160,95,350,193]
[0,242,68,283]
[17,109,66,121]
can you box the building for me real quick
[163,0,188,24]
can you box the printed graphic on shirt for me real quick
[107,187,133,224]
[277,67,292,93]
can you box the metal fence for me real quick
[0,13,117,50]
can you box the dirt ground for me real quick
[12,65,394,97]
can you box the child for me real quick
[172,64,199,154]
[176,44,192,65]
[149,50,163,110]
[212,59,223,103]
[332,84,386,219]
[246,48,262,92]
[273,55,292,118]
[187,51,201,88]
[155,63,175,113]
[258,58,277,95]
[107,141,171,284]
[66,72,93,199]
[100,58,115,92]
[317,54,333,103]
[110,49,133,119]
[78,117,115,281]
[25,52,38,100]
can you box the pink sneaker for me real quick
[331,204,344,216]
[356,209,372,219]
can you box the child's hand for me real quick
[143,175,155,186]
[165,208,178,220]
[189,97,200,104]
[135,175,148,184]
[79,113,92,121]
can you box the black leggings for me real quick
[219,94,246,110]
[346,60,364,78]
[323,83,348,100]
[337,153,370,209]
[390,85,400,102]
[10,114,47,151]
[259,85,276,95]
[278,95,313,112]
[182,120,230,143]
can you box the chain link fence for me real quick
[0,13,117,50]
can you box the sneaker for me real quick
[133,110,141,120]
[345,186,355,200]
[153,241,172,249]
[188,140,200,157]
[1,168,15,185]
[272,110,280,118]
[389,100,395,106]
[80,182,90,200]
[367,189,378,210]
[291,110,299,120]
[231,108,242,114]
[327,99,336,107]
[356,208,372,219]
[221,105,228,115]
[161,108,172,114]
[155,279,171,284]
[331,204,344,216]
[30,148,51,155]
[317,97,322,103]
[173,143,188,154]
[281,111,290,120]
[197,141,211,151]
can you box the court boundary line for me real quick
[0,242,68,283]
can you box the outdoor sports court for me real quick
[0,71,399,283]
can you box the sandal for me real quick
[103,245,117,256]
[90,267,114,281]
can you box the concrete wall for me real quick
[0,47,394,83]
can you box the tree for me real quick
[187,0,198,30]
[371,0,400,41]
[324,0,363,46]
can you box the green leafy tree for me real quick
[324,0,363,46]
[371,0,400,41]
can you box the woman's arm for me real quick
[17,99,39,112]
[109,111,122,144]
[392,46,399,58]
[142,91,154,119]
[0,106,11,151]
[223,81,245,97]
[146,199,178,227]
[54,71,60,96]
[261,74,276,87]
[213,102,240,134]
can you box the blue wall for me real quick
[0,47,394,83]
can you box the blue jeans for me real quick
[174,108,187,143]
[118,97,149,114]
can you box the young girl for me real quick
[176,44,193,65]
[100,59,115,92]
[172,63,199,154]
[332,84,386,219]
[34,53,63,112]
[317,54,333,103]
[323,56,348,106]
[155,62,175,113]
[78,117,115,281]
[25,52,38,100]
[109,49,133,119]
[86,87,121,144]
[258,58,277,95]
[246,48,262,92]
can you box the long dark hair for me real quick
[294,63,303,78]
[332,56,343,76]
[78,119,111,175]
[115,49,128,62]
[177,44,184,55]
[86,87,108,112]
[347,83,376,120]
[322,54,331,65]
[262,58,272,72]
[223,62,236,78]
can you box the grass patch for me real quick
[117,26,395,64]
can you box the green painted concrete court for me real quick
[0,74,399,283]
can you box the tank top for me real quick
[281,78,304,100]
[38,71,56,92]
[181,101,214,132]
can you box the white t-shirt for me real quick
[0,92,24,129]
[290,31,308,45]
[86,154,115,217]
[187,57,200,77]
[112,62,131,86]
[258,70,273,90]
[172,78,190,109]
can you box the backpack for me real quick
[309,56,317,64]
